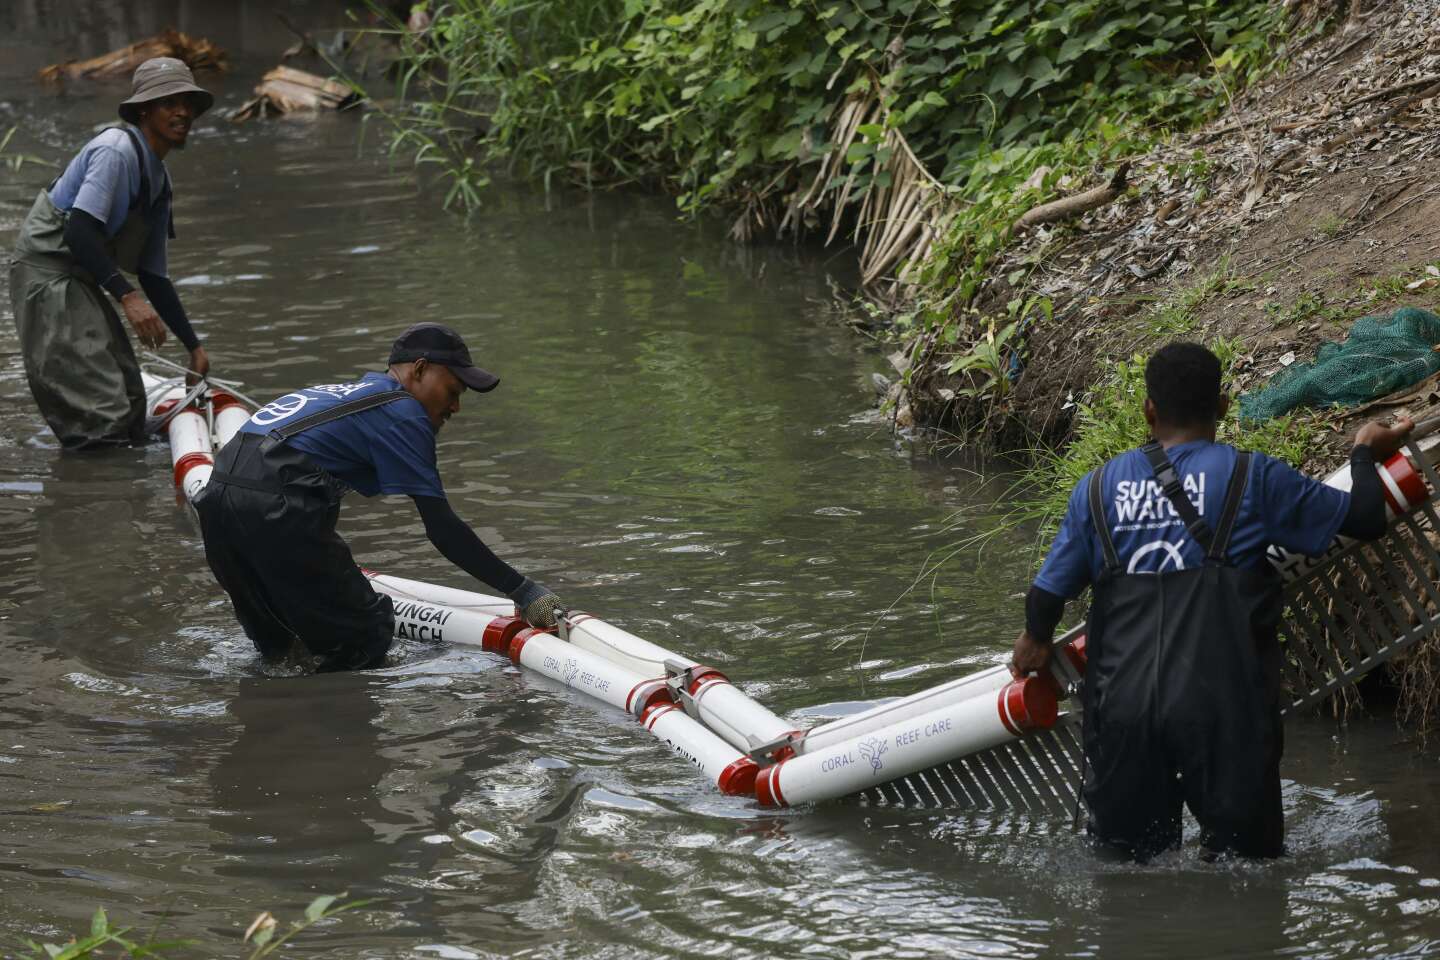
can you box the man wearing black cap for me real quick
[9,56,213,448]
[195,323,562,672]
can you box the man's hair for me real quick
[1145,342,1223,425]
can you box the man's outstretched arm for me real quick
[412,495,562,627]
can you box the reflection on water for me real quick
[2,4,1440,958]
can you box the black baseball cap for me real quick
[388,323,500,392]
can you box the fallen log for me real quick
[38,30,226,83]
[230,66,361,121]
[1015,163,1130,231]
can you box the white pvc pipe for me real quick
[564,613,698,675]
[689,677,797,752]
[212,392,252,449]
[641,703,758,796]
[796,663,1014,758]
[512,631,671,717]
[165,404,214,504]
[388,594,515,650]
[364,571,514,616]
[757,677,1057,807]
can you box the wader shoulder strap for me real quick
[1208,450,1252,563]
[263,388,412,448]
[119,127,175,239]
[118,127,154,212]
[1141,441,1216,556]
[1087,463,1121,575]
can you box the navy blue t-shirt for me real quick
[239,372,444,498]
[1034,440,1350,599]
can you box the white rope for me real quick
[139,351,265,410]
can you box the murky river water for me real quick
[2,5,1440,958]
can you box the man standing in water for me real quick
[9,57,212,448]
[1010,342,1411,860]
[196,323,562,672]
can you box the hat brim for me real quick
[452,365,500,393]
[119,82,214,124]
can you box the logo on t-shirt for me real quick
[248,380,380,427]
[1113,475,1206,529]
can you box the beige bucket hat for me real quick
[118,57,214,124]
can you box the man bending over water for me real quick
[196,323,561,672]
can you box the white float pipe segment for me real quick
[363,571,515,616]
[795,663,1016,759]
[688,677,798,754]
[756,676,1058,807]
[150,382,214,504]
[211,390,252,449]
[640,703,759,796]
[511,630,672,718]
[564,613,698,675]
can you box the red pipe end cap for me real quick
[153,399,178,417]
[1384,452,1427,511]
[639,702,675,728]
[754,762,787,807]
[482,616,526,654]
[507,626,553,663]
[717,756,759,797]
[172,451,213,488]
[687,665,729,695]
[626,679,673,716]
[999,676,1059,735]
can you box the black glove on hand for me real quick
[508,577,563,629]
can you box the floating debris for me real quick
[38,29,226,83]
[230,66,361,121]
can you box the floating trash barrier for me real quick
[151,387,1440,811]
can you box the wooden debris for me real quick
[1015,163,1131,230]
[38,30,226,83]
[230,67,361,122]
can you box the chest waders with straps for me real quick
[7,127,173,448]
[1081,442,1285,860]
[195,390,414,672]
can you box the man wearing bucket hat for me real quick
[8,57,214,448]
[195,323,563,673]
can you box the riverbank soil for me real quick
[915,0,1440,463]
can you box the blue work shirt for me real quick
[48,123,171,276]
[1035,440,1350,599]
[239,373,445,499]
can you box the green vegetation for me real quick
[16,895,367,960]
[0,126,54,173]
[364,0,1283,216]
[1015,340,1326,541]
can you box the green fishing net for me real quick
[1239,307,1440,421]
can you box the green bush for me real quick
[367,0,1282,216]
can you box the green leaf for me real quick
[91,908,107,939]
[252,925,275,947]
[305,895,340,921]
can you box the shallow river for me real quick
[2,5,1440,958]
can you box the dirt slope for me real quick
[918,0,1440,467]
